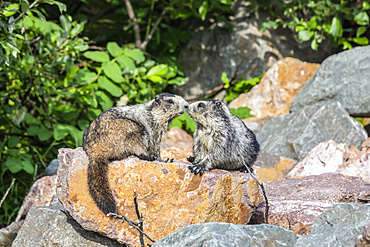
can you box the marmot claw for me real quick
[187,156,195,162]
[164,158,174,163]
[188,164,209,175]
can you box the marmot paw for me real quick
[188,164,209,175]
[164,158,174,163]
[187,156,195,162]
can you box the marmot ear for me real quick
[155,95,160,103]
[216,101,222,108]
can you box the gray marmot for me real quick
[83,93,188,215]
[187,100,259,175]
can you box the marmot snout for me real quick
[187,99,259,175]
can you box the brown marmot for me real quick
[187,99,259,175]
[83,93,189,215]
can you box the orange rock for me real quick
[57,147,263,247]
[229,57,319,118]
[160,143,193,163]
[161,126,193,145]
[255,157,297,182]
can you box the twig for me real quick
[0,178,16,208]
[141,7,169,50]
[243,163,269,224]
[124,0,142,49]
[134,192,145,246]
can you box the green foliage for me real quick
[257,0,370,50]
[229,107,254,120]
[222,72,264,103]
[170,112,197,134]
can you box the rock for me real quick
[257,101,368,161]
[286,140,356,179]
[57,147,263,247]
[153,222,299,247]
[161,126,193,145]
[174,1,335,98]
[287,139,370,182]
[160,143,193,163]
[264,173,370,235]
[356,221,370,247]
[337,138,370,182]
[295,203,370,247]
[253,149,297,182]
[15,175,59,222]
[290,46,370,117]
[45,159,59,176]
[229,57,319,118]
[12,206,122,247]
[0,220,24,247]
[242,116,272,134]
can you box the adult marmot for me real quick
[187,99,259,175]
[83,93,188,215]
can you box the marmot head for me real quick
[188,100,230,127]
[150,93,189,124]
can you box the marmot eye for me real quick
[168,99,174,104]
[198,103,205,108]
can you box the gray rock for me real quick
[174,1,336,98]
[257,101,368,160]
[45,159,59,176]
[295,203,370,247]
[0,220,24,247]
[290,46,370,117]
[153,222,299,247]
[12,206,123,247]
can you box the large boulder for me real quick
[175,1,335,98]
[290,46,370,117]
[12,206,122,247]
[264,173,370,235]
[295,203,370,247]
[287,138,370,182]
[153,222,299,247]
[256,101,368,161]
[57,147,263,247]
[229,57,319,118]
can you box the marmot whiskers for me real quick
[83,93,189,215]
[187,100,259,175]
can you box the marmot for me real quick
[187,99,259,175]
[83,93,189,215]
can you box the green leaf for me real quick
[40,0,66,13]
[148,75,163,83]
[107,42,123,57]
[22,159,34,175]
[355,12,369,26]
[221,72,230,88]
[117,55,136,71]
[124,48,145,63]
[199,1,208,21]
[311,38,318,50]
[96,91,113,110]
[329,16,343,38]
[27,125,40,136]
[53,124,70,141]
[352,37,369,46]
[5,158,23,173]
[146,64,168,77]
[168,77,186,86]
[37,129,53,141]
[21,1,30,14]
[97,76,123,97]
[357,27,367,37]
[298,30,314,41]
[83,51,109,62]
[8,136,19,148]
[102,61,124,83]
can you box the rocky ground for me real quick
[1,42,370,247]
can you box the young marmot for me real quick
[83,93,188,215]
[187,100,259,175]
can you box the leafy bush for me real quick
[256,0,370,50]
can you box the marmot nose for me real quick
[184,105,188,109]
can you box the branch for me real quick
[141,6,169,50]
[0,178,16,208]
[124,0,142,49]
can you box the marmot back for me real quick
[187,99,259,175]
[83,93,188,214]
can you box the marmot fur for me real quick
[83,93,188,215]
[187,99,259,175]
